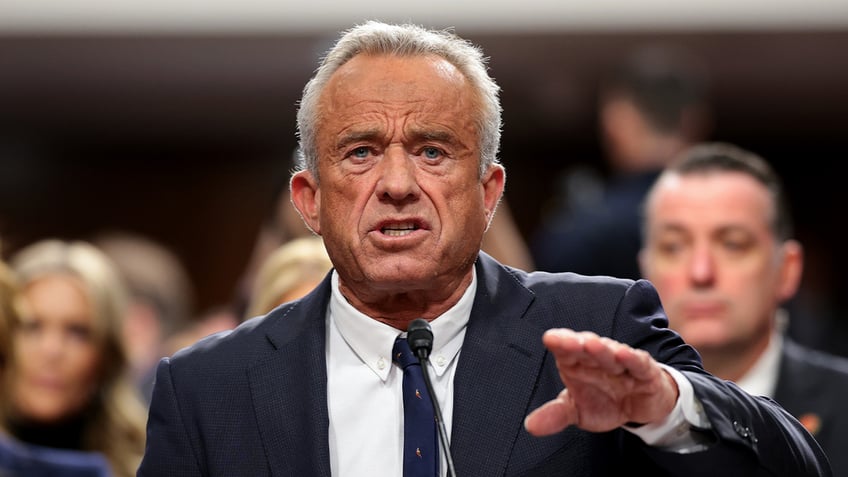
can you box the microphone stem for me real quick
[420,356,457,477]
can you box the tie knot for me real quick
[392,337,419,369]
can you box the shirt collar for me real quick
[328,268,476,381]
[736,330,783,398]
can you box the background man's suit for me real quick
[774,338,848,475]
[139,253,827,476]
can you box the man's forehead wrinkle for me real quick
[407,127,457,144]
[334,124,454,151]
[335,127,382,150]
[325,95,434,119]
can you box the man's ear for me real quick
[482,164,506,227]
[777,239,804,302]
[290,170,321,235]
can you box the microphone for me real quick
[407,318,458,477]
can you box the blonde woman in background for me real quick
[245,235,333,319]
[2,240,147,477]
[162,236,333,357]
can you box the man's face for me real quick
[291,54,504,301]
[639,171,799,353]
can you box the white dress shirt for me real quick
[735,331,783,398]
[326,269,709,477]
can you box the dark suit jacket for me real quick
[531,170,660,281]
[773,338,848,476]
[138,253,829,476]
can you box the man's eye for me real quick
[657,241,684,255]
[422,147,442,159]
[350,147,370,158]
[722,240,750,252]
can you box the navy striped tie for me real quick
[393,337,439,477]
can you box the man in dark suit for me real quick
[138,22,829,476]
[639,142,848,475]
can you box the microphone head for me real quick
[407,318,433,360]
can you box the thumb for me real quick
[524,391,578,436]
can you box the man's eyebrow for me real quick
[335,129,382,150]
[655,223,688,234]
[334,128,460,151]
[715,223,756,236]
[408,128,457,145]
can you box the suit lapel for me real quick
[247,279,333,477]
[451,255,546,476]
[243,256,546,477]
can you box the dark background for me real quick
[1,28,847,355]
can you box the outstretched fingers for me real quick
[543,329,654,381]
[527,328,678,433]
[610,344,656,381]
[524,390,578,436]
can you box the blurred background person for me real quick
[232,151,316,319]
[170,235,334,354]
[92,230,196,403]
[531,44,713,278]
[158,305,240,363]
[1,258,112,477]
[244,235,332,320]
[639,142,848,476]
[2,240,147,477]
[481,197,535,271]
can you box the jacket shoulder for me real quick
[168,303,298,371]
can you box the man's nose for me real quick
[376,145,420,202]
[688,245,716,286]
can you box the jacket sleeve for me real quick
[609,279,831,476]
[667,372,831,477]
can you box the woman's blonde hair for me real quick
[5,239,147,477]
[0,259,22,375]
[246,236,333,319]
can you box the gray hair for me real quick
[295,21,502,180]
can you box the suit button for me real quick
[733,420,757,442]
